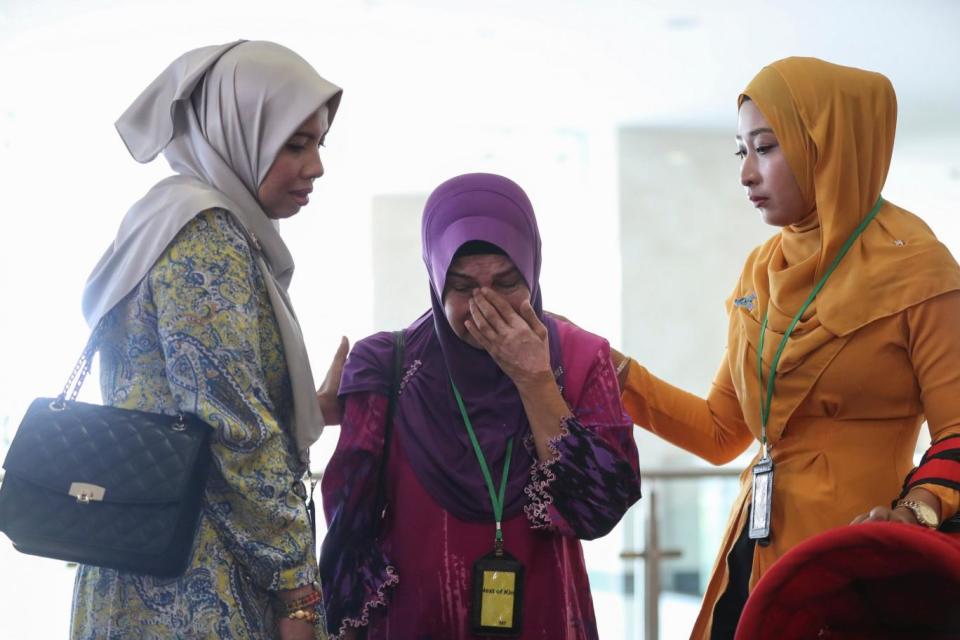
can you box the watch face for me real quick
[900,500,939,528]
[918,505,939,527]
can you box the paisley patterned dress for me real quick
[70,209,324,639]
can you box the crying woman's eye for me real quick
[495,279,521,291]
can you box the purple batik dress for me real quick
[320,320,641,639]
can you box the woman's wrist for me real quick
[513,369,557,397]
[273,583,323,626]
[276,584,317,603]
[615,356,632,389]
[516,371,573,455]
[609,346,631,389]
[892,505,920,525]
[897,487,942,528]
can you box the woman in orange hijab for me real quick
[613,57,960,639]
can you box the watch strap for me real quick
[896,499,939,529]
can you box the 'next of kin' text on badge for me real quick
[471,550,525,636]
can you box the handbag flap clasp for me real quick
[69,482,106,504]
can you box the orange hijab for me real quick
[727,57,960,443]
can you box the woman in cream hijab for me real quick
[612,57,960,639]
[72,41,342,640]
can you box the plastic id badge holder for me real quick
[470,548,525,636]
[748,455,774,546]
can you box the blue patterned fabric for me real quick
[70,209,325,639]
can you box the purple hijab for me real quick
[339,173,562,522]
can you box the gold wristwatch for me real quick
[895,499,940,529]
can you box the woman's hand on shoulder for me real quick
[609,346,632,389]
[466,287,551,388]
[316,336,350,426]
[545,311,631,389]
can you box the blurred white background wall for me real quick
[1,1,958,637]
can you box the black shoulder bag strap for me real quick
[374,330,405,536]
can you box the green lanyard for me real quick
[757,197,884,454]
[450,380,514,547]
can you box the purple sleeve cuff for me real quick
[523,416,642,540]
[523,419,576,534]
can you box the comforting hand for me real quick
[545,312,630,389]
[850,505,918,526]
[609,346,631,389]
[465,287,551,387]
[316,336,349,426]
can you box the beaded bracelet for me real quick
[287,608,322,625]
[285,590,323,613]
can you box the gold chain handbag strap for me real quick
[50,320,105,411]
[47,319,187,429]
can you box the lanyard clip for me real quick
[760,441,774,461]
[495,522,504,556]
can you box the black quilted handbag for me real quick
[0,325,211,577]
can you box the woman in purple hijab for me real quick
[319,173,641,639]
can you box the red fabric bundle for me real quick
[735,522,960,639]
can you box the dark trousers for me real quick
[710,524,756,640]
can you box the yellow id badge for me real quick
[471,549,524,636]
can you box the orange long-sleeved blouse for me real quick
[622,290,960,639]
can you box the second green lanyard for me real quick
[756,196,884,448]
[749,196,883,544]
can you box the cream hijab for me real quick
[82,40,343,462]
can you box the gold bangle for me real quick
[287,608,321,624]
